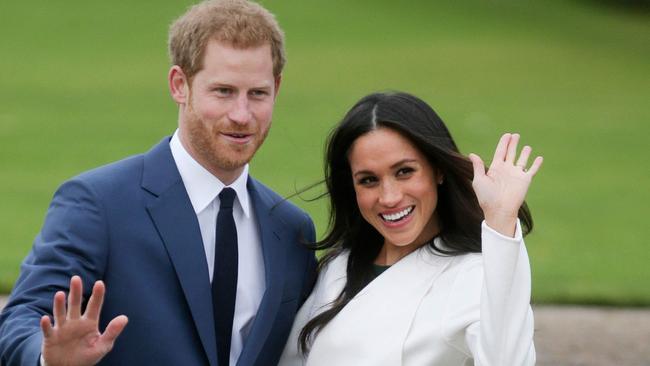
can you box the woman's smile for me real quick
[348,127,441,260]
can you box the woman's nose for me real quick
[378,181,402,207]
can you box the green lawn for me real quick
[1,0,648,305]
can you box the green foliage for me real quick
[1,0,648,304]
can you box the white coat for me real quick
[279,221,535,366]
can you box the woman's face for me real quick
[348,127,441,259]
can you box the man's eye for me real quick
[250,90,269,97]
[214,88,233,96]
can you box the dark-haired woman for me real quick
[279,92,542,366]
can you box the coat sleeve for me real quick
[0,178,109,366]
[460,220,535,366]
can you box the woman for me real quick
[280,92,542,365]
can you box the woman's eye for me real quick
[358,176,377,185]
[396,167,415,176]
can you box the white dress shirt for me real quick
[171,131,266,365]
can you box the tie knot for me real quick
[219,188,236,210]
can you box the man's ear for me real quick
[169,65,189,104]
[273,74,282,99]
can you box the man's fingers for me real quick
[527,156,544,176]
[40,315,53,338]
[506,133,520,164]
[100,315,129,347]
[53,291,66,327]
[85,281,106,321]
[491,133,511,163]
[468,153,485,181]
[67,275,83,320]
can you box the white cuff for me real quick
[482,219,523,242]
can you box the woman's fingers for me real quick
[492,134,540,175]
[468,153,485,180]
[506,133,520,164]
[526,156,544,176]
[516,145,531,170]
[491,133,511,163]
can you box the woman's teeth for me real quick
[381,206,414,222]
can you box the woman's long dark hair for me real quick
[298,91,534,353]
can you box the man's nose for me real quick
[228,94,253,124]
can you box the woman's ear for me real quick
[436,170,444,185]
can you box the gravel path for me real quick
[533,305,650,366]
[1,296,648,365]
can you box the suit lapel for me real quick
[237,178,288,366]
[142,138,218,366]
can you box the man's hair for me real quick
[168,0,286,81]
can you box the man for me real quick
[0,1,317,365]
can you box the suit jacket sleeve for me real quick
[299,214,318,306]
[0,177,109,366]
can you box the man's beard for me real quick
[184,106,269,174]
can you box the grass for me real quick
[1,0,648,305]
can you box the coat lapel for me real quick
[237,178,289,366]
[142,138,217,366]
[308,244,452,366]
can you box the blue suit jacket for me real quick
[0,138,317,366]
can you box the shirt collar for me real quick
[170,130,251,218]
